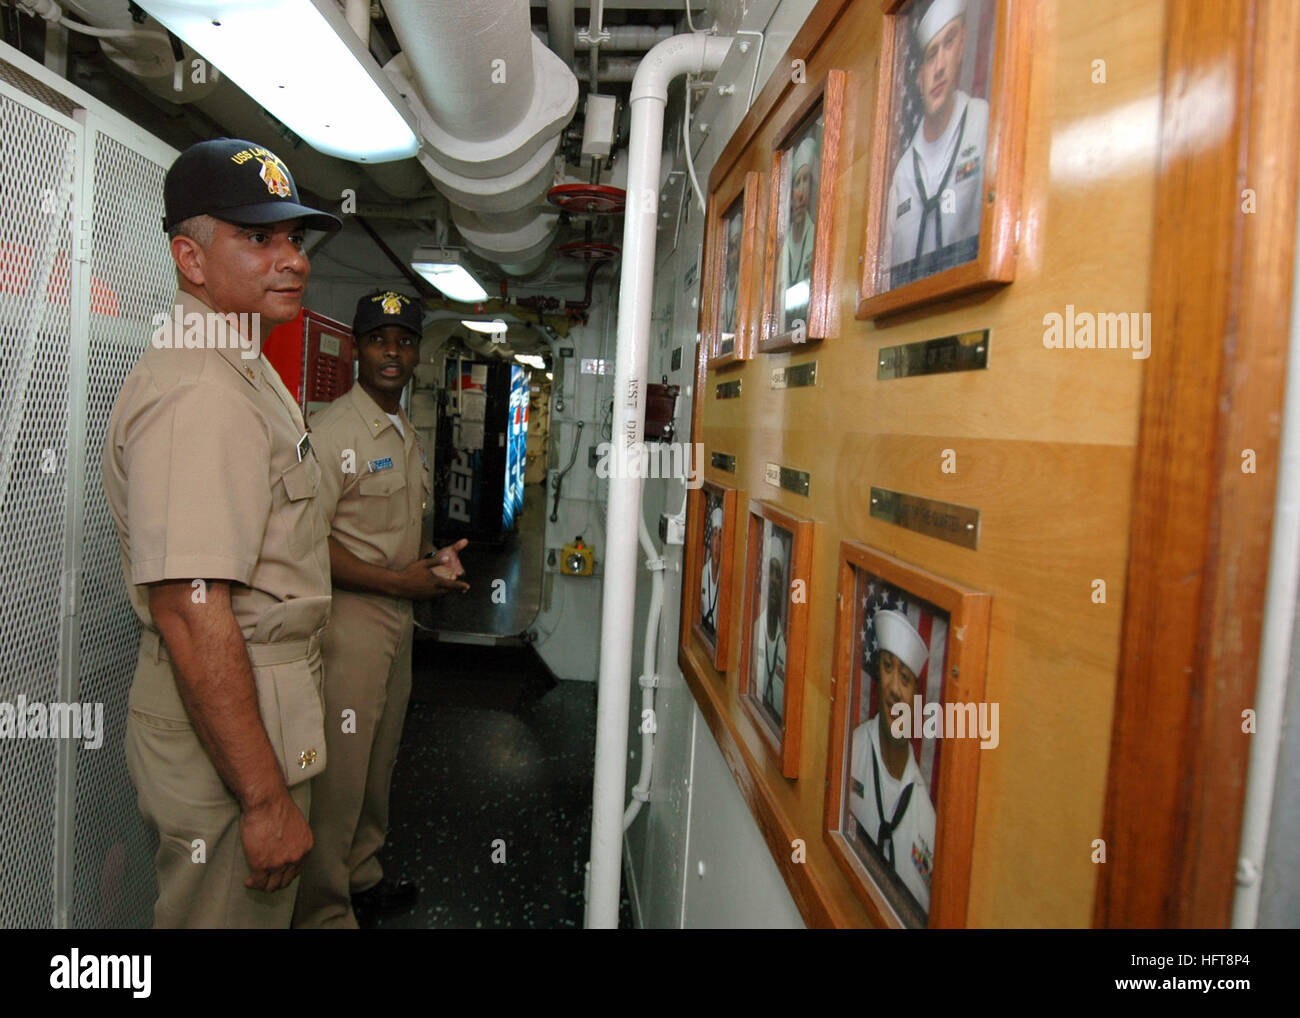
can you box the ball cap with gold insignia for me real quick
[162,138,342,234]
[353,289,423,340]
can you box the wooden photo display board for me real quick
[856,0,1031,319]
[825,541,990,928]
[737,500,814,778]
[688,480,740,672]
[759,70,850,351]
[705,172,765,368]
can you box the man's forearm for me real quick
[151,583,290,812]
[328,536,408,597]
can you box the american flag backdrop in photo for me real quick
[858,574,951,802]
[885,0,999,215]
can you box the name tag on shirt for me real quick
[368,457,394,473]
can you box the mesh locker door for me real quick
[69,129,174,929]
[0,84,77,928]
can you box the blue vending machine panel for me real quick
[504,365,529,530]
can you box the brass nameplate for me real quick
[715,380,742,399]
[870,487,980,550]
[877,330,990,380]
[764,462,810,496]
[771,361,818,389]
[711,452,736,473]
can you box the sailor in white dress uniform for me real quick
[885,0,989,287]
[849,608,938,913]
[752,551,787,723]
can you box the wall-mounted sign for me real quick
[771,361,818,389]
[711,451,737,473]
[869,487,980,550]
[764,462,810,496]
[877,330,990,380]
[716,380,742,399]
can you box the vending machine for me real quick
[435,356,530,542]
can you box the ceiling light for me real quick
[514,354,546,369]
[135,0,418,162]
[462,319,508,335]
[412,247,488,303]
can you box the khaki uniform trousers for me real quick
[125,629,325,929]
[292,590,413,928]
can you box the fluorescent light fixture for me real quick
[135,0,418,162]
[514,354,546,369]
[462,319,508,335]
[545,372,553,380]
[412,247,488,303]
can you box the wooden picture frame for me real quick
[737,500,813,778]
[760,70,849,351]
[685,480,739,671]
[705,171,764,368]
[824,541,990,928]
[856,0,1031,319]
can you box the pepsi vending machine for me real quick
[435,357,529,542]
[504,365,530,530]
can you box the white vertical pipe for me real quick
[1231,172,1300,928]
[546,0,576,67]
[587,31,731,930]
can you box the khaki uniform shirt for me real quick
[102,289,332,650]
[309,381,430,592]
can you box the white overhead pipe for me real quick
[576,25,673,51]
[345,0,370,44]
[546,0,575,67]
[587,30,731,931]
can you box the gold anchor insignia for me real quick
[297,748,317,769]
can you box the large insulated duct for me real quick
[382,0,577,272]
[587,31,732,930]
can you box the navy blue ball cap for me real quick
[162,138,342,234]
[353,289,423,339]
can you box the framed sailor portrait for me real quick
[856,0,1031,319]
[706,172,764,368]
[824,541,990,928]
[689,480,739,671]
[759,71,849,352]
[737,500,813,778]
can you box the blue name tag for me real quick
[368,457,394,473]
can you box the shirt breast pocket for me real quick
[358,468,409,530]
[279,454,322,559]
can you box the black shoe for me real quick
[351,878,419,919]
